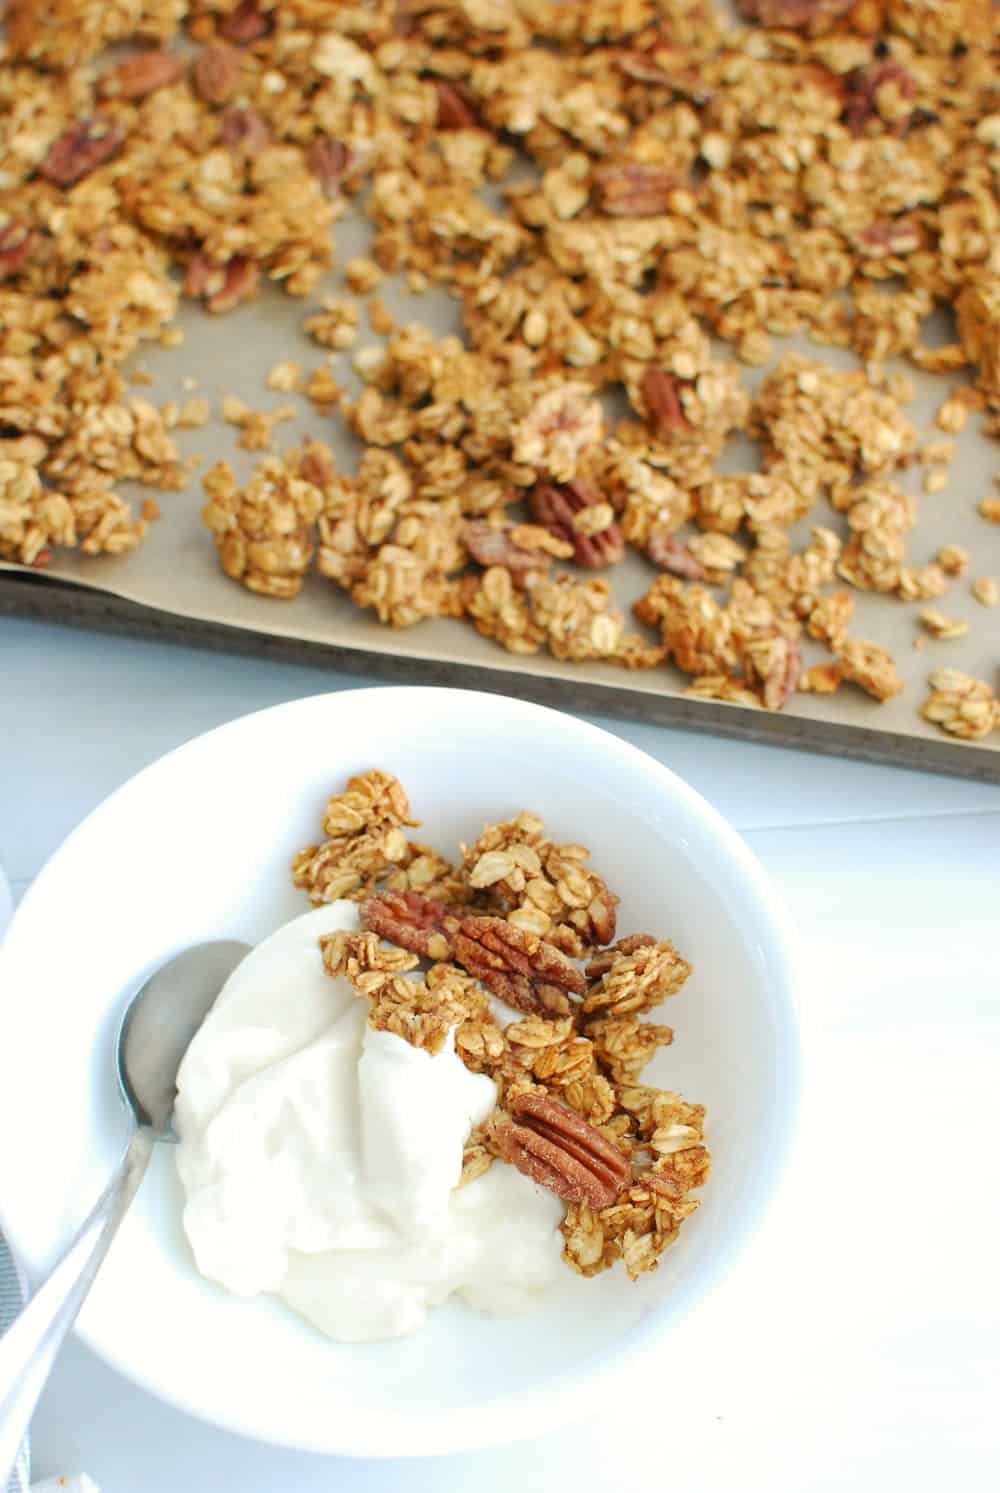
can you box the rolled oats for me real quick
[298,772,709,1280]
[2,0,999,746]
[918,610,969,642]
[837,638,904,702]
[201,449,323,598]
[920,670,999,741]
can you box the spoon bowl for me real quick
[0,938,249,1481]
[117,941,250,1136]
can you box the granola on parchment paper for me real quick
[1,0,999,742]
[295,770,710,1282]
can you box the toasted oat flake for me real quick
[971,577,998,607]
[936,545,969,577]
[266,362,303,393]
[344,258,383,295]
[920,441,955,467]
[176,398,211,429]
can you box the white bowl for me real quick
[0,688,800,1457]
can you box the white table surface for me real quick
[1,616,997,1493]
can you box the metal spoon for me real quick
[0,940,249,1478]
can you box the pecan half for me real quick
[450,907,585,1003]
[98,50,187,100]
[39,119,126,186]
[0,221,37,282]
[218,0,273,42]
[736,0,855,32]
[855,215,922,259]
[193,44,242,104]
[445,914,586,1015]
[529,481,625,569]
[646,530,707,580]
[184,253,260,313]
[220,107,272,155]
[841,62,916,137]
[307,137,351,198]
[742,634,801,711]
[434,80,481,130]
[640,367,691,437]
[493,1091,632,1207]
[361,889,453,960]
[593,163,678,217]
[463,520,559,582]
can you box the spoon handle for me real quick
[0,1128,154,1482]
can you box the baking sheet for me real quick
[2,189,999,781]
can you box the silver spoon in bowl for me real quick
[0,940,249,1478]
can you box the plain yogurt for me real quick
[174,903,564,1341]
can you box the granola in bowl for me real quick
[175,768,710,1340]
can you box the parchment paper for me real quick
[2,190,998,778]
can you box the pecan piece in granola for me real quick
[639,368,691,438]
[493,1091,632,1208]
[361,889,453,961]
[220,107,272,156]
[193,44,242,105]
[529,481,625,570]
[185,254,260,314]
[218,0,273,42]
[593,163,679,218]
[841,62,916,137]
[297,443,335,489]
[463,521,565,582]
[434,80,481,130]
[98,50,187,100]
[736,0,856,32]
[645,531,708,580]
[855,217,922,260]
[445,914,586,1016]
[308,138,351,198]
[584,934,657,981]
[39,119,126,186]
[741,633,802,712]
[0,222,37,282]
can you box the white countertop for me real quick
[1,616,997,1493]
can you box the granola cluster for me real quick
[300,770,710,1282]
[1,1,998,739]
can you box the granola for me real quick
[1,0,999,745]
[296,772,710,1280]
[919,669,1000,741]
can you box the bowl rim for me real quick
[0,686,802,1457]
